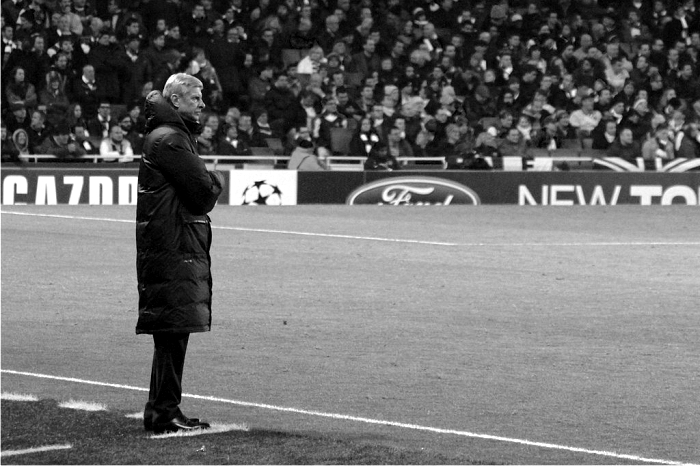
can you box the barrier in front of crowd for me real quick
[3,165,699,206]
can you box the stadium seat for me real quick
[265,137,284,154]
[250,146,275,155]
[330,127,353,155]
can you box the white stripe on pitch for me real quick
[1,444,72,457]
[3,211,700,247]
[1,369,693,465]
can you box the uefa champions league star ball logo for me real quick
[241,180,283,205]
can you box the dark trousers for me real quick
[144,333,190,426]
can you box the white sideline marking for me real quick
[1,444,72,457]
[3,210,700,247]
[150,423,248,439]
[1,392,39,401]
[1,369,693,465]
[58,400,108,411]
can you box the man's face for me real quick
[239,116,252,131]
[55,132,70,144]
[119,117,132,131]
[620,129,633,145]
[31,112,43,129]
[507,129,520,143]
[605,121,617,135]
[110,126,124,141]
[83,66,95,81]
[389,128,401,142]
[337,92,348,105]
[362,86,373,99]
[173,86,205,122]
[275,75,289,89]
[364,39,375,54]
[98,103,111,117]
[371,105,383,119]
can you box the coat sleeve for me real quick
[155,133,224,215]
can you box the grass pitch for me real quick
[1,205,699,465]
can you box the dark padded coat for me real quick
[135,90,224,335]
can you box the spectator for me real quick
[386,122,413,159]
[9,128,31,159]
[69,63,100,119]
[316,14,341,52]
[35,120,87,160]
[297,45,325,75]
[364,141,399,170]
[313,96,347,152]
[87,28,124,104]
[26,109,50,152]
[116,112,143,154]
[72,122,99,154]
[498,127,532,158]
[607,126,641,162]
[218,123,252,156]
[119,34,151,107]
[186,47,223,112]
[39,71,71,127]
[57,0,84,36]
[5,66,38,110]
[675,123,700,159]
[569,94,602,137]
[348,36,380,80]
[642,123,674,160]
[86,100,112,139]
[591,119,619,150]
[349,115,380,157]
[287,127,327,170]
[5,101,31,133]
[1,122,20,162]
[264,71,305,137]
[235,112,265,147]
[196,124,218,156]
[99,123,134,162]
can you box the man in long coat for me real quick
[136,73,224,434]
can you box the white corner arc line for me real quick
[3,211,700,247]
[1,369,693,465]
[1,444,72,457]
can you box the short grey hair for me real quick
[163,73,203,101]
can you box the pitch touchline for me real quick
[3,211,700,247]
[1,370,691,465]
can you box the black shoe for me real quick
[153,415,209,434]
[145,415,204,431]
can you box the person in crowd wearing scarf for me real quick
[99,124,134,162]
[349,115,380,157]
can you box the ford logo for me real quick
[346,177,481,205]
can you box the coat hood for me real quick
[144,90,201,136]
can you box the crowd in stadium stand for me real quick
[2,0,700,168]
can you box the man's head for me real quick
[30,110,46,130]
[98,101,111,118]
[163,73,205,123]
[605,119,617,135]
[506,127,520,144]
[109,124,124,142]
[619,127,633,145]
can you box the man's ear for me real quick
[170,94,179,108]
